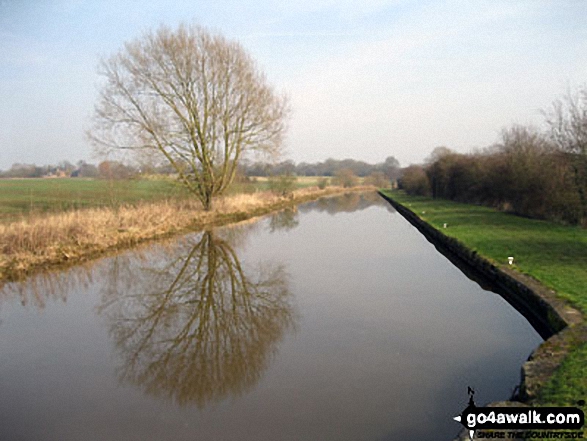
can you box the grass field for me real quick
[381,190,587,407]
[0,178,192,220]
[0,185,373,282]
[0,176,335,221]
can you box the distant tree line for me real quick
[399,86,587,225]
[241,156,400,179]
[1,157,401,186]
[0,161,98,178]
[0,160,133,179]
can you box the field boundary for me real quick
[378,191,585,407]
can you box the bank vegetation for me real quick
[399,86,587,226]
[381,190,587,411]
[0,186,374,283]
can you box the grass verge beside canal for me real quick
[0,186,373,283]
[380,190,587,408]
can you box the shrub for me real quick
[317,177,330,189]
[333,168,359,188]
[268,174,297,196]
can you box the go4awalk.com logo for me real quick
[453,388,585,440]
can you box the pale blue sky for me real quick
[1,0,586,170]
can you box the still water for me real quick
[0,192,541,441]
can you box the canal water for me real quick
[0,192,542,441]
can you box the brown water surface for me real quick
[0,192,542,440]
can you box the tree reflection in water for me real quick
[268,207,299,232]
[99,228,294,408]
[299,191,394,215]
[0,264,93,310]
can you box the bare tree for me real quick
[364,171,388,188]
[89,24,289,210]
[380,155,400,180]
[333,168,359,187]
[544,86,587,219]
[544,86,587,156]
[399,164,430,196]
[425,146,454,164]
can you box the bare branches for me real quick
[88,24,289,209]
[544,86,587,156]
[543,86,587,220]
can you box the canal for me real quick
[0,192,542,440]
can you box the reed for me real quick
[0,186,374,281]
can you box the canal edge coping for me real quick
[377,191,585,408]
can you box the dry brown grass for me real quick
[0,186,374,281]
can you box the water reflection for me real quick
[268,207,299,232]
[0,192,383,311]
[0,265,93,310]
[299,191,395,215]
[0,192,543,441]
[98,228,295,408]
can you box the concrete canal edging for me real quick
[378,191,585,408]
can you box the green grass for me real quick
[381,190,587,407]
[0,177,329,221]
[382,191,587,313]
[0,178,191,220]
[537,342,587,406]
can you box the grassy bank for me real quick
[0,186,373,283]
[0,178,192,221]
[0,176,337,221]
[380,190,587,407]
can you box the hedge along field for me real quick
[0,178,194,221]
[381,190,587,407]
